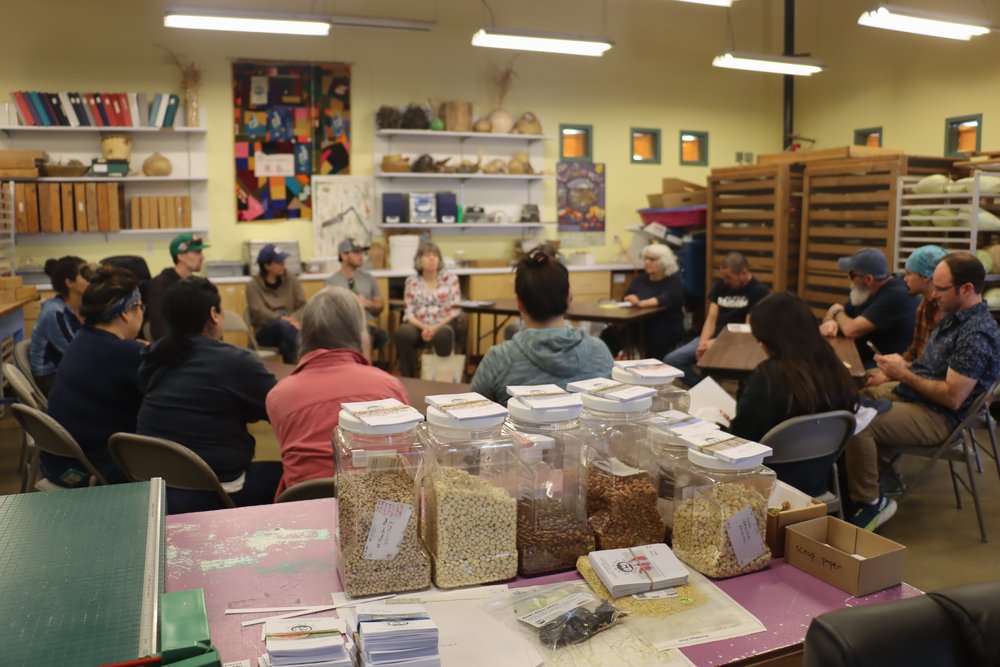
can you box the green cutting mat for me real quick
[0,481,164,667]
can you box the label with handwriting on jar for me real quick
[726,505,766,566]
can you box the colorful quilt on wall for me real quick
[232,61,351,222]
[557,162,606,232]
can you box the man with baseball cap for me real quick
[246,244,306,364]
[146,232,209,341]
[326,238,388,354]
[819,247,918,368]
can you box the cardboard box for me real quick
[0,276,23,289]
[23,300,41,318]
[785,516,906,596]
[15,285,38,299]
[647,178,707,209]
[766,481,827,558]
[0,288,16,303]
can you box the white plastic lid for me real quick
[612,366,671,387]
[687,447,766,471]
[507,397,582,423]
[338,410,422,436]
[581,392,653,413]
[427,405,507,430]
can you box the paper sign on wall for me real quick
[254,152,295,177]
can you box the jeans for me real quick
[166,460,284,515]
[256,319,300,364]
[663,337,701,388]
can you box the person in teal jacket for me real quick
[470,249,614,405]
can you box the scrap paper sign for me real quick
[725,505,767,567]
[363,499,413,560]
[254,152,295,177]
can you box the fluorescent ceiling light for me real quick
[712,52,826,76]
[674,0,737,7]
[858,5,992,41]
[471,28,612,57]
[165,10,330,35]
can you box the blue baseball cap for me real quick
[257,244,289,265]
[837,248,889,278]
[904,245,948,278]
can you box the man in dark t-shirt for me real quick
[664,252,770,386]
[820,248,918,368]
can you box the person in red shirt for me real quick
[266,286,410,498]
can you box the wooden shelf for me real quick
[376,171,548,181]
[379,222,554,233]
[30,176,208,183]
[376,129,550,142]
[0,125,206,134]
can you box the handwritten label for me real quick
[725,506,767,567]
[363,499,413,560]
[795,543,816,563]
[254,152,295,177]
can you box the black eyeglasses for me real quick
[348,278,356,292]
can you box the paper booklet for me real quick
[425,392,507,421]
[506,384,582,410]
[566,378,656,402]
[588,543,689,597]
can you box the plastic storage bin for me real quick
[578,388,665,549]
[505,395,595,576]
[334,401,431,597]
[418,395,518,588]
[672,448,776,578]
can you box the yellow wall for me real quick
[3,0,785,270]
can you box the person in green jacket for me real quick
[470,248,614,405]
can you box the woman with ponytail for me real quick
[29,255,91,394]
[137,277,280,513]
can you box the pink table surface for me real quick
[166,499,920,666]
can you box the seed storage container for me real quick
[335,403,431,597]
[646,416,692,541]
[672,448,776,578]
[612,365,690,413]
[505,396,595,576]
[418,396,518,588]
[577,388,665,550]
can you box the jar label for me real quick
[363,499,413,560]
[725,505,766,567]
[632,588,679,600]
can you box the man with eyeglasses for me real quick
[844,251,1000,531]
[326,238,388,353]
[819,248,918,368]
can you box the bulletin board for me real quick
[232,61,351,222]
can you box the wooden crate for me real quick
[706,163,803,295]
[798,155,959,316]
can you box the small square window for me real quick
[680,130,709,166]
[945,114,982,156]
[854,127,882,147]
[560,124,592,162]
[630,128,661,164]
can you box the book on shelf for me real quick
[7,90,185,127]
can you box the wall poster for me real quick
[232,61,351,222]
[557,162,606,233]
[312,175,375,262]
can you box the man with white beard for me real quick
[819,248,918,369]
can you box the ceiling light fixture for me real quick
[858,4,992,40]
[712,52,826,76]
[164,9,435,36]
[471,28,613,57]
[674,0,737,7]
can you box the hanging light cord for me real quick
[480,0,496,27]
[725,7,737,51]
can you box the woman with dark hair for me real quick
[729,292,860,496]
[45,266,145,487]
[267,287,410,497]
[29,256,91,393]
[394,241,464,377]
[137,277,280,513]
[470,249,614,405]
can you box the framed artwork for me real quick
[232,61,351,222]
[312,175,375,262]
[557,162,606,232]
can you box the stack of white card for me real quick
[566,377,657,402]
[264,617,353,667]
[356,602,440,667]
[653,410,773,464]
[587,543,689,598]
[424,392,507,421]
[614,358,685,381]
[341,398,425,429]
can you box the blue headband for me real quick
[89,287,141,324]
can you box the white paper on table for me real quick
[688,376,737,427]
[332,586,543,667]
[727,323,752,333]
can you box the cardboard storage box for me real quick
[785,516,906,596]
[646,178,707,209]
[766,481,827,558]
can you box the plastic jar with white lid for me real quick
[335,409,431,597]
[578,392,665,549]
[417,404,518,588]
[645,416,692,541]
[612,366,691,413]
[672,448,776,578]
[505,397,595,576]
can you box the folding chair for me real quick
[4,363,42,492]
[275,477,337,503]
[13,339,48,411]
[882,378,1000,544]
[761,410,857,519]
[238,309,281,361]
[107,433,235,508]
[10,403,108,488]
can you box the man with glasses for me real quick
[845,252,1000,531]
[325,238,388,354]
[819,248,918,368]
[146,232,208,341]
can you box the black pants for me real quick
[395,323,457,378]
